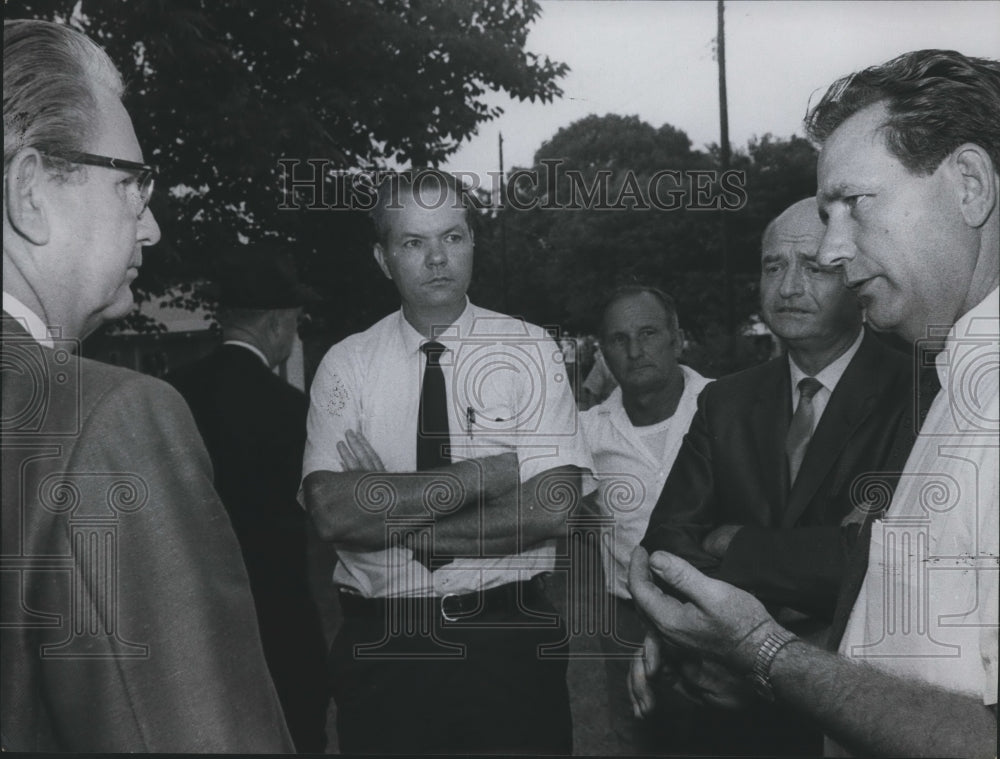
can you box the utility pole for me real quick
[717,0,735,338]
[499,132,509,312]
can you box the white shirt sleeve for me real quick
[302,340,360,478]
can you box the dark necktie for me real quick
[417,341,451,470]
[413,342,451,570]
[786,377,823,486]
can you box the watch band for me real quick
[748,628,799,702]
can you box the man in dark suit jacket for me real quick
[166,245,329,753]
[1,20,292,752]
[636,199,915,755]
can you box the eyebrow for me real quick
[817,182,863,203]
[397,225,465,238]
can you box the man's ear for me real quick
[373,243,392,280]
[5,150,51,245]
[952,143,997,229]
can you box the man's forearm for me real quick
[427,466,583,557]
[770,636,997,758]
[304,452,518,548]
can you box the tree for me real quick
[472,115,818,375]
[6,0,568,341]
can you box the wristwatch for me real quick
[748,628,799,702]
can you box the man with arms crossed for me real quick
[302,171,593,755]
[630,49,998,758]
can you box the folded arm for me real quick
[304,430,580,555]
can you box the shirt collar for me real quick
[788,326,864,395]
[397,297,473,355]
[938,286,1000,386]
[3,291,54,348]
[223,340,270,367]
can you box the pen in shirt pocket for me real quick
[465,406,513,435]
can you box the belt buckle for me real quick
[440,592,462,622]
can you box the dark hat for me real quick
[214,242,320,309]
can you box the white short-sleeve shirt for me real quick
[580,365,711,598]
[303,300,595,598]
[839,288,999,708]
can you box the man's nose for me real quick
[626,336,643,359]
[139,207,161,247]
[817,217,855,269]
[425,239,447,266]
[778,264,805,298]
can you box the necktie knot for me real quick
[798,377,823,402]
[422,341,446,366]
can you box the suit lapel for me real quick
[782,330,882,527]
[751,357,792,522]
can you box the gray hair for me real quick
[4,19,124,174]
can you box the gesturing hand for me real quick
[337,429,386,472]
[627,546,782,673]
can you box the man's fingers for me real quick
[348,429,386,471]
[337,439,361,470]
[642,630,660,679]
[627,545,657,609]
[628,546,685,636]
[628,650,655,718]
[647,550,719,608]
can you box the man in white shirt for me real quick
[579,284,711,753]
[302,170,593,754]
[629,49,999,758]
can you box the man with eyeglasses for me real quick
[2,19,293,752]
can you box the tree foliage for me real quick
[472,114,818,364]
[6,0,568,337]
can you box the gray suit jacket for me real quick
[1,314,293,752]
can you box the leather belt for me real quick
[338,576,544,623]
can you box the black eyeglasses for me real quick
[42,151,157,217]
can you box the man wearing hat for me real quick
[166,243,329,753]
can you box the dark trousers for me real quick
[330,579,572,755]
[601,595,702,755]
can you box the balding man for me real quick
[636,198,915,755]
[2,20,291,752]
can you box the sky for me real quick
[441,0,1000,177]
